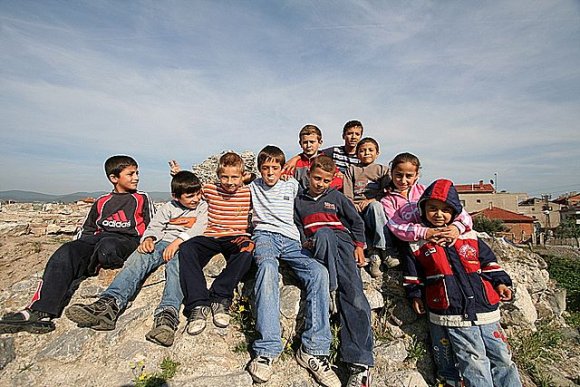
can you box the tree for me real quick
[473,215,508,236]
[555,217,580,247]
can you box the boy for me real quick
[402,179,521,387]
[343,137,396,277]
[0,155,153,334]
[289,124,342,191]
[321,119,363,174]
[65,171,207,347]
[178,152,253,336]
[247,146,339,387]
[295,155,374,387]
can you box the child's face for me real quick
[308,167,334,196]
[260,159,283,187]
[110,165,139,193]
[424,199,454,227]
[176,191,202,209]
[218,165,243,193]
[356,142,379,165]
[392,161,419,191]
[299,134,322,157]
[342,126,363,151]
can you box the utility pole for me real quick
[541,193,552,230]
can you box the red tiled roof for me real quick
[455,183,495,193]
[471,207,534,223]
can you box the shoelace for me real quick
[156,311,179,330]
[256,356,273,366]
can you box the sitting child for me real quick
[401,179,521,387]
[0,155,153,334]
[65,171,207,347]
[295,155,373,387]
[343,137,394,277]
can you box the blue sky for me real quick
[1,0,579,198]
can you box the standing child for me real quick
[178,152,254,336]
[402,179,521,387]
[0,155,154,334]
[247,146,339,387]
[65,171,207,347]
[343,137,395,277]
[295,155,374,387]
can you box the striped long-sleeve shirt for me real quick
[202,183,251,238]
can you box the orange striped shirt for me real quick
[202,183,251,238]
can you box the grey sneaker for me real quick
[211,301,230,328]
[384,255,400,269]
[145,308,179,347]
[247,355,274,383]
[295,346,341,387]
[368,254,382,278]
[65,297,119,330]
[0,309,55,334]
[185,305,210,335]
[347,364,371,387]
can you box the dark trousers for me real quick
[179,235,253,315]
[312,227,374,366]
[30,232,138,316]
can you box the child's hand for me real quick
[354,246,367,267]
[242,171,256,184]
[281,155,300,175]
[302,239,314,251]
[412,298,426,315]
[162,239,183,262]
[496,284,514,301]
[436,225,460,245]
[357,199,373,212]
[168,160,182,176]
[138,238,155,254]
[425,228,443,243]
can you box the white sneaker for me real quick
[247,356,274,383]
[347,364,371,387]
[186,305,210,335]
[368,254,382,278]
[211,302,230,328]
[295,346,341,387]
[384,255,400,269]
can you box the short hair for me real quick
[299,124,322,142]
[342,120,364,136]
[356,137,379,153]
[257,145,286,169]
[217,152,244,176]
[310,154,336,174]
[104,155,138,177]
[171,171,202,197]
[390,152,421,172]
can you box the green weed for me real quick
[130,357,180,387]
[406,334,426,362]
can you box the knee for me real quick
[256,257,278,277]
[308,263,329,287]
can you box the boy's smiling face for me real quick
[299,134,322,157]
[110,165,139,193]
[219,165,243,193]
[308,167,334,196]
[260,159,283,187]
[356,142,379,166]
[176,191,202,209]
[424,198,454,227]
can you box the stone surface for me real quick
[0,337,15,370]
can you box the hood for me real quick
[418,179,463,225]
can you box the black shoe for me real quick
[65,297,119,330]
[145,309,179,347]
[0,309,55,334]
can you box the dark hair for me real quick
[390,152,421,172]
[171,171,202,197]
[104,155,138,177]
[299,124,322,141]
[342,120,364,136]
[356,137,379,153]
[257,145,286,169]
[217,152,244,176]
[310,154,336,173]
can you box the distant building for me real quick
[553,192,580,226]
[518,197,562,230]
[471,206,535,243]
[456,180,527,213]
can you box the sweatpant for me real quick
[30,232,139,316]
[179,235,253,316]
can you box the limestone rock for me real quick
[0,223,30,236]
[0,337,15,370]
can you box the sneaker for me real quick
[0,309,55,334]
[65,296,119,331]
[347,364,371,387]
[145,309,179,347]
[384,255,400,269]
[368,254,382,278]
[247,355,274,383]
[211,301,230,328]
[185,305,210,335]
[295,345,341,387]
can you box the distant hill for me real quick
[0,190,171,203]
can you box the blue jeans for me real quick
[252,231,331,358]
[312,228,374,366]
[361,201,387,250]
[446,322,522,387]
[102,240,183,316]
[429,323,461,385]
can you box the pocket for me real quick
[425,277,450,310]
[480,277,501,306]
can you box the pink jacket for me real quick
[380,184,426,219]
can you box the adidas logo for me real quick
[102,210,131,228]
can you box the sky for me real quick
[1,0,579,198]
